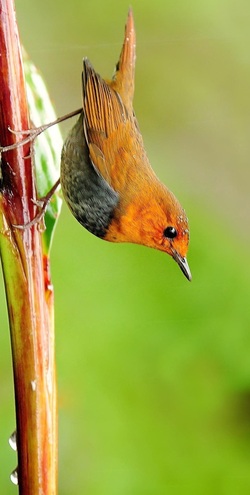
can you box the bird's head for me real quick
[104,181,191,281]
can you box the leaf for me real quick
[23,49,63,254]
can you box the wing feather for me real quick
[82,58,128,184]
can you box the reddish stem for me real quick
[0,1,57,494]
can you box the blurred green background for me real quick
[1,0,250,493]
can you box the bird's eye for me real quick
[163,226,177,239]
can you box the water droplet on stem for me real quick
[9,430,17,451]
[10,467,18,485]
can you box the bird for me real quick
[60,9,191,280]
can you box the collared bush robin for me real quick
[61,9,191,280]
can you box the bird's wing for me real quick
[82,58,129,185]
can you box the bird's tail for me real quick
[111,8,136,108]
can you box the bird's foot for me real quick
[13,178,61,230]
[0,108,82,154]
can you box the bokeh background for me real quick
[1,0,250,493]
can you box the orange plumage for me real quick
[61,9,191,280]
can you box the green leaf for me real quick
[23,50,63,254]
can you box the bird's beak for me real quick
[172,250,192,281]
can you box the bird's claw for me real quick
[7,126,38,136]
[13,203,47,231]
[13,178,61,230]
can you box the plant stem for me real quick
[0,1,57,494]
